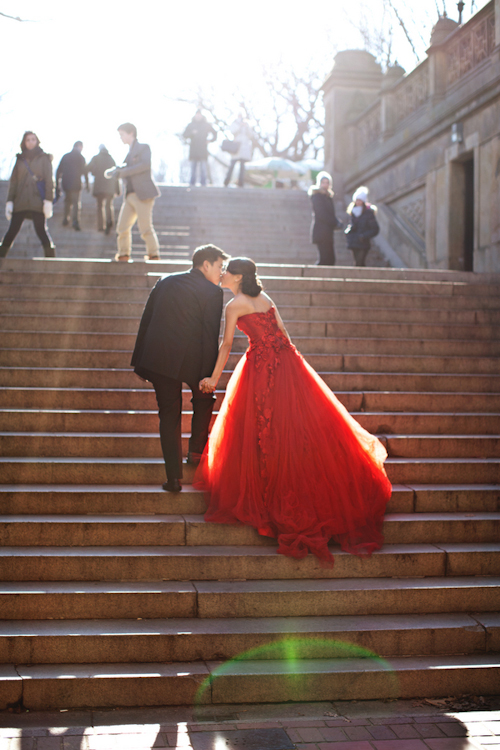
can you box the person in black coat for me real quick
[345,186,380,266]
[56,141,88,231]
[308,171,343,265]
[183,110,216,187]
[131,244,229,491]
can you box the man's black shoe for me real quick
[62,218,69,226]
[73,223,81,231]
[185,452,201,466]
[162,479,181,492]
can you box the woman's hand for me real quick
[199,377,217,393]
[5,202,13,221]
[43,201,53,219]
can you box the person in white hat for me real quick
[345,186,379,266]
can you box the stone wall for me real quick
[322,0,500,272]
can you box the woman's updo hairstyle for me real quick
[227,257,263,297]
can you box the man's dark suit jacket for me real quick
[131,268,224,384]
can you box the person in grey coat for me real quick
[87,145,119,233]
[105,122,161,262]
[56,141,88,231]
[224,112,254,188]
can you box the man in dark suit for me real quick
[106,122,161,262]
[131,245,229,492]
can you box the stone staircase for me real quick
[0,182,386,267]
[0,256,499,711]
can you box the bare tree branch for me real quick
[0,10,31,21]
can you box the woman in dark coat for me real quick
[345,186,380,267]
[183,110,216,187]
[0,131,55,258]
[87,145,120,233]
[308,171,342,265]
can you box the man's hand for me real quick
[43,200,53,219]
[5,201,13,221]
[104,167,118,179]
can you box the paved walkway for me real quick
[2,698,500,749]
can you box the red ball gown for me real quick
[196,307,392,567]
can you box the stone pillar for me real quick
[427,15,459,102]
[321,50,383,196]
[380,65,405,139]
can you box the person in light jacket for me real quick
[345,186,379,267]
[0,131,55,258]
[308,171,343,265]
[224,112,254,188]
[105,122,161,262]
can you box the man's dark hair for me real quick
[192,244,229,267]
[118,122,137,139]
[73,141,83,149]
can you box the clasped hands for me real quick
[199,377,216,394]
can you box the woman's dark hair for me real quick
[227,257,263,297]
[20,131,40,151]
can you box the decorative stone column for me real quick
[321,51,383,195]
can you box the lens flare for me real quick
[194,637,398,707]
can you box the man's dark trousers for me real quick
[148,371,215,481]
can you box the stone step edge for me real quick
[1,511,498,523]
[1,542,499,556]
[0,482,497,493]
[1,654,499,710]
[0,610,497,638]
[1,574,497,594]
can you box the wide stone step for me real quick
[2,431,499,459]
[3,282,500,311]
[1,512,497,548]
[1,483,498,515]
[5,268,500,296]
[1,542,499,581]
[4,329,500,358]
[1,455,498,484]
[1,653,499,710]
[2,348,498,374]
[10,254,495,283]
[1,366,499,393]
[3,313,499,342]
[2,408,498,436]
[2,387,500,414]
[0,612,495,664]
[1,575,498,620]
[4,297,499,325]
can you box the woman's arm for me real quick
[199,301,241,392]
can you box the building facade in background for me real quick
[322,0,500,272]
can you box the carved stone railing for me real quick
[446,7,496,86]
[355,100,382,149]
[392,61,430,125]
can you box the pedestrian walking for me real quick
[308,171,343,265]
[87,145,119,234]
[56,141,88,231]
[183,110,216,187]
[345,186,380,266]
[0,131,55,258]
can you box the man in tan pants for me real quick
[106,122,161,261]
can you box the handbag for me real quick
[23,158,46,201]
[221,139,240,155]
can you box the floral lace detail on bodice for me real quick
[236,307,294,498]
[237,306,292,366]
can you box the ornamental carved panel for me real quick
[394,66,429,124]
[356,102,382,148]
[390,189,426,238]
[447,11,495,86]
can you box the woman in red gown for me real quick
[196,258,392,567]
